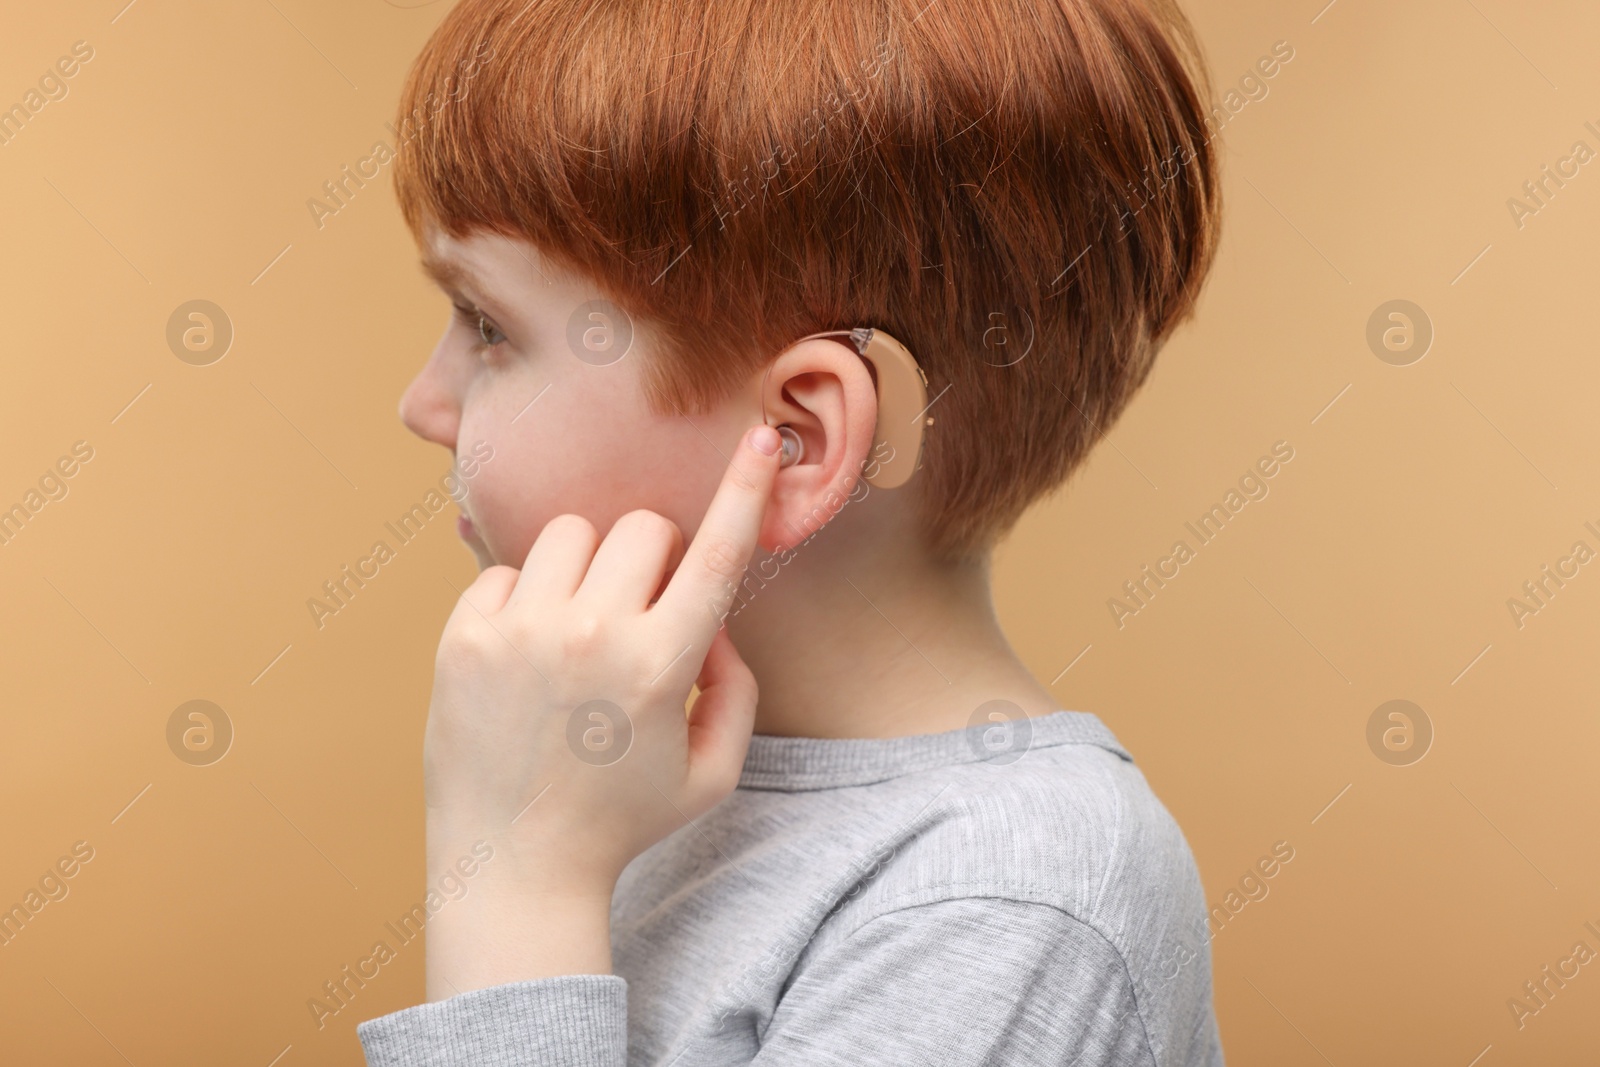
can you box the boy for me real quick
[357,0,1224,1063]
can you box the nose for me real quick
[398,345,460,451]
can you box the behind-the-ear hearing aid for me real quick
[762,327,932,490]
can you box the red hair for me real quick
[393,0,1222,561]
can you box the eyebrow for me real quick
[418,253,486,296]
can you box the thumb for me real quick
[685,626,758,802]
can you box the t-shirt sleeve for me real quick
[754,897,1156,1067]
[355,974,628,1067]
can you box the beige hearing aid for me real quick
[764,328,932,489]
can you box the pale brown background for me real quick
[2,1,1596,1063]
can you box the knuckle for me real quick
[619,508,676,544]
[437,621,496,670]
[560,608,608,657]
[546,512,598,542]
[454,566,515,616]
[477,563,519,585]
[701,537,747,585]
[501,611,543,649]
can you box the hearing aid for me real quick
[763,327,931,490]
[776,425,804,468]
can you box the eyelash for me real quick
[452,303,507,357]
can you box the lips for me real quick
[457,513,476,541]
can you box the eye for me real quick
[452,303,507,355]
[475,312,506,348]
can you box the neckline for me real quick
[737,709,1132,792]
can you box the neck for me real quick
[725,497,1060,740]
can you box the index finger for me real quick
[651,423,781,636]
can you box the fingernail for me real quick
[750,425,781,456]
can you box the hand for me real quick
[419,423,782,995]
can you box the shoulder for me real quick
[812,727,1219,1064]
[847,733,1205,934]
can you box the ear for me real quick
[754,337,879,553]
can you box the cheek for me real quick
[457,364,674,565]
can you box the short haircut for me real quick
[394,0,1222,561]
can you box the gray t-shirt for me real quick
[357,710,1224,1065]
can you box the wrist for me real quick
[427,817,624,902]
[424,874,615,1000]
